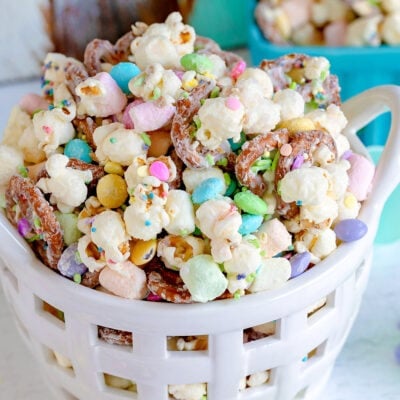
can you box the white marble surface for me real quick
[0,80,399,400]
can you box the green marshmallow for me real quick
[180,53,214,74]
[234,191,268,215]
[180,255,228,303]
[55,211,82,246]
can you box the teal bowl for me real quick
[248,0,400,146]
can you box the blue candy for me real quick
[110,62,141,94]
[334,219,368,242]
[64,139,92,163]
[57,243,88,279]
[224,174,237,197]
[192,178,225,204]
[239,214,263,235]
[290,251,311,278]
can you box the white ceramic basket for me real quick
[1,86,400,400]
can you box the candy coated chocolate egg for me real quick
[58,243,88,278]
[96,174,128,208]
[239,214,264,235]
[334,219,368,242]
[290,251,311,278]
[180,53,214,74]
[234,191,268,215]
[192,178,225,204]
[110,62,141,94]
[130,239,157,265]
[64,139,92,163]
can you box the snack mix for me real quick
[0,12,374,308]
[255,0,400,46]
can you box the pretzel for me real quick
[235,129,289,196]
[83,39,119,76]
[98,326,133,346]
[5,175,63,270]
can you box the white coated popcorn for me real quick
[37,154,92,213]
[336,192,361,221]
[304,57,330,80]
[77,234,106,272]
[256,218,292,258]
[346,16,382,46]
[33,109,75,156]
[248,257,291,293]
[0,145,23,191]
[129,63,182,104]
[381,13,400,45]
[124,184,170,240]
[52,83,76,122]
[130,12,195,70]
[94,123,146,166]
[325,161,350,200]
[157,235,205,270]
[165,190,196,235]
[43,53,82,87]
[90,210,130,267]
[300,196,338,226]
[247,370,270,387]
[312,0,350,26]
[1,106,31,148]
[207,54,228,79]
[236,67,274,99]
[382,0,400,13]
[196,97,244,150]
[168,383,207,400]
[124,156,159,190]
[295,228,337,262]
[279,166,329,205]
[183,166,226,193]
[196,198,242,263]
[273,89,305,121]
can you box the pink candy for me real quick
[128,101,176,132]
[230,60,246,80]
[19,93,49,114]
[225,97,242,111]
[149,161,170,181]
[347,153,375,201]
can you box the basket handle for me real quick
[341,85,400,212]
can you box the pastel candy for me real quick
[334,218,368,242]
[290,251,312,278]
[58,243,88,278]
[180,255,228,303]
[110,62,141,94]
[192,177,225,204]
[99,261,148,299]
[55,211,82,246]
[248,257,291,293]
[130,239,157,265]
[64,138,92,163]
[347,153,375,201]
[180,53,214,74]
[122,100,143,129]
[234,191,268,215]
[128,101,176,132]
[239,214,264,235]
[19,93,49,114]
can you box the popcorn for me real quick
[0,145,23,200]
[182,167,226,193]
[36,154,92,213]
[294,228,337,262]
[168,382,207,400]
[256,218,292,258]
[273,89,305,121]
[381,13,400,45]
[164,190,196,235]
[346,15,382,46]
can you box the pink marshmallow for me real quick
[347,154,375,201]
[129,101,175,132]
[19,93,49,114]
[99,261,148,299]
[122,99,144,128]
[324,21,348,46]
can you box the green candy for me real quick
[234,191,268,215]
[180,53,214,74]
[180,255,228,303]
[55,211,82,246]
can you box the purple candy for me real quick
[290,251,312,278]
[334,219,368,242]
[57,243,88,278]
[291,154,304,170]
[341,149,353,160]
[17,218,31,237]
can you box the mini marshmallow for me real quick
[347,153,375,201]
[248,257,291,293]
[99,261,147,299]
[256,218,292,258]
[273,89,305,121]
[196,97,244,150]
[129,63,182,105]
[33,109,75,156]
[157,235,205,270]
[36,154,92,213]
[90,210,130,266]
[19,93,49,115]
[94,123,147,166]
[180,254,228,303]
[279,166,330,206]
[76,72,127,117]
[164,190,196,235]
[128,101,175,132]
